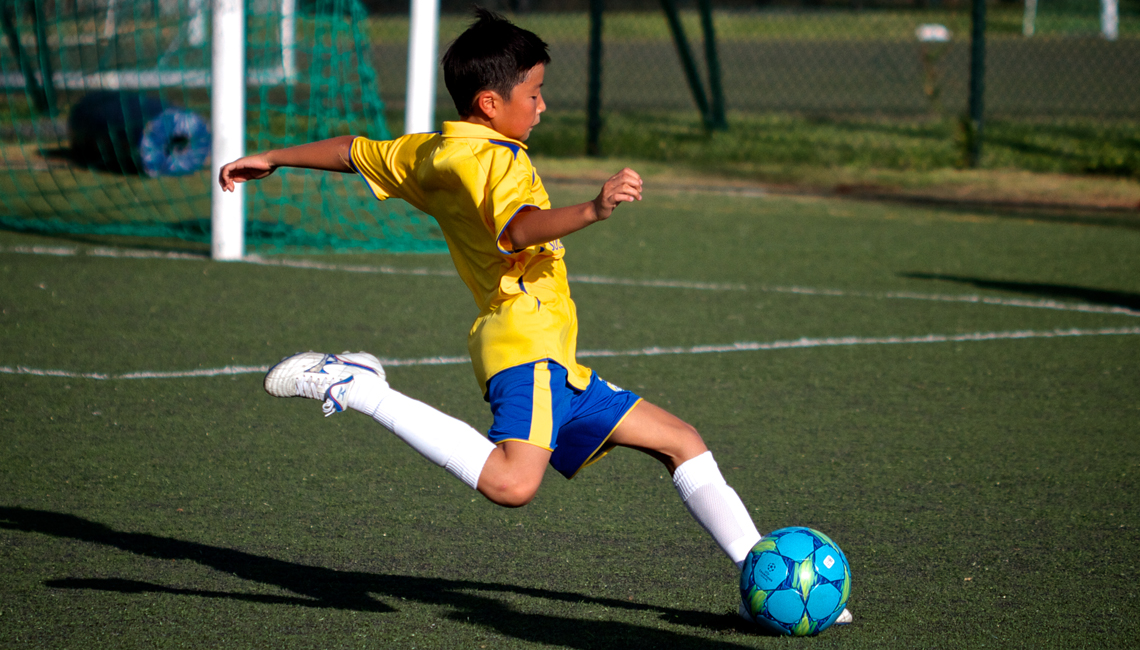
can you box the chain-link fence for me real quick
[367,1,1138,118]
[0,0,1134,253]
[361,1,1137,173]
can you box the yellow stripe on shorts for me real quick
[529,361,554,449]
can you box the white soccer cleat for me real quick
[264,351,387,416]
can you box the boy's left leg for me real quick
[608,401,761,568]
[265,351,551,508]
[265,351,497,490]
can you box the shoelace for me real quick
[298,374,344,417]
[296,373,337,401]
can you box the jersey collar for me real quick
[441,121,528,149]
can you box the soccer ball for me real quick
[739,526,851,636]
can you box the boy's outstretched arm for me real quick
[506,167,642,250]
[218,135,357,192]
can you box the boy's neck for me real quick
[461,115,493,129]
[458,116,513,140]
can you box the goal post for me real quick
[213,0,435,258]
[1102,0,1119,40]
[405,0,439,135]
[210,0,245,261]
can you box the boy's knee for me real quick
[670,423,708,466]
[675,419,701,441]
[611,401,709,472]
[480,473,542,508]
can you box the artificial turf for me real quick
[1,182,1138,648]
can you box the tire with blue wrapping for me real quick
[68,91,210,177]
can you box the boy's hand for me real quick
[218,153,277,192]
[592,168,642,221]
[505,167,643,249]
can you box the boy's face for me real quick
[492,63,546,141]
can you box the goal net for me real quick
[0,0,445,254]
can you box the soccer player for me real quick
[219,8,849,626]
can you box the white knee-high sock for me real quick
[345,380,494,490]
[673,451,762,569]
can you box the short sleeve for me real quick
[351,131,430,202]
[485,146,543,254]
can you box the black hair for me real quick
[442,7,550,117]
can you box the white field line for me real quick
[4,244,1137,318]
[576,326,1140,358]
[569,274,747,291]
[242,254,458,278]
[4,327,1138,381]
[2,245,210,260]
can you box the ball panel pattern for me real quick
[740,526,851,636]
[775,531,816,562]
[751,551,789,590]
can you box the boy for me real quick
[219,8,849,626]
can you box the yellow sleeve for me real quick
[349,136,400,200]
[349,134,436,212]
[484,146,545,254]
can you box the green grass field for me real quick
[2,179,1139,648]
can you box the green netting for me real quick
[0,0,445,254]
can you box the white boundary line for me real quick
[4,245,1137,318]
[4,327,1138,381]
[243,254,458,278]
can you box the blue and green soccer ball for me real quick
[740,526,851,636]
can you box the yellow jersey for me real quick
[350,121,592,393]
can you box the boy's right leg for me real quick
[609,401,762,568]
[611,401,852,625]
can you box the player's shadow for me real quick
[900,272,1140,311]
[1,506,772,648]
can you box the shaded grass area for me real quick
[2,185,1139,648]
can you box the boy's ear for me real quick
[472,89,503,120]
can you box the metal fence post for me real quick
[660,0,711,126]
[697,0,726,130]
[967,0,986,168]
[586,0,604,157]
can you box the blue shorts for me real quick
[486,360,642,479]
